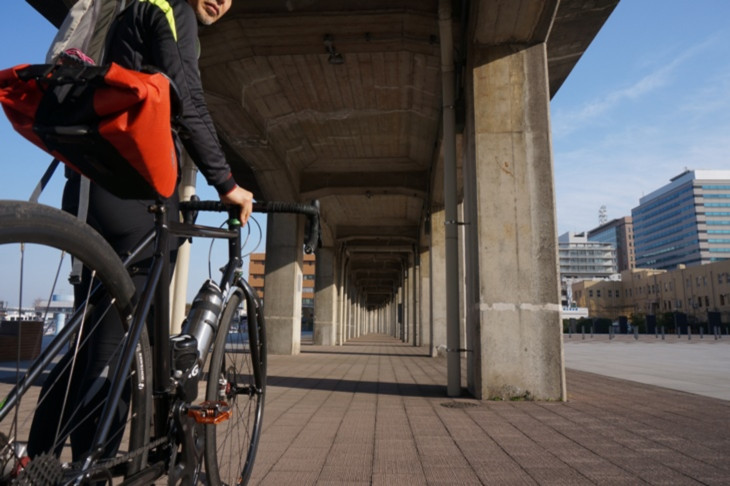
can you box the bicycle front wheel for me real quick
[0,201,151,485]
[204,282,266,485]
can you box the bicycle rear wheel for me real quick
[0,201,151,485]
[204,281,266,485]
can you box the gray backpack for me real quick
[46,0,132,65]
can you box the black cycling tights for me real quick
[27,283,135,461]
[28,175,179,461]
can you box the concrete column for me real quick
[335,251,346,346]
[352,293,358,338]
[337,251,347,345]
[355,295,361,337]
[314,247,337,345]
[398,285,405,341]
[401,263,411,343]
[412,254,420,346]
[348,286,356,339]
[264,212,304,355]
[467,43,566,400]
[344,286,351,341]
[385,304,390,335]
[392,299,399,338]
[380,305,384,335]
[430,208,447,356]
[419,245,431,351]
[409,254,418,346]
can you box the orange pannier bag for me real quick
[0,63,178,199]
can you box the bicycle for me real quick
[0,195,320,485]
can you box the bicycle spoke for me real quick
[205,288,265,485]
[0,217,149,486]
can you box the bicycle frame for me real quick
[1,197,318,484]
[84,201,249,479]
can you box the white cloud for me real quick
[552,37,719,139]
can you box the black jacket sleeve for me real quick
[116,0,237,195]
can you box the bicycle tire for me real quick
[204,282,266,485]
[0,201,151,485]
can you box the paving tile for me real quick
[371,472,428,486]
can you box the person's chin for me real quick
[195,13,215,26]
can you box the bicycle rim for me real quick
[0,201,151,485]
[204,284,266,486]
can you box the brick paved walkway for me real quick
[251,334,730,485]
[3,334,728,484]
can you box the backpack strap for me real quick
[69,175,91,284]
[27,158,89,284]
[29,158,61,204]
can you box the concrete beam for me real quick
[301,170,428,200]
[471,0,559,46]
[336,225,419,241]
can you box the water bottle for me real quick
[183,279,223,365]
[171,280,223,400]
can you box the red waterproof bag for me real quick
[0,63,178,199]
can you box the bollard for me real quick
[582,326,585,340]
[661,326,665,340]
[688,326,692,340]
[591,325,594,338]
[634,326,639,340]
[700,326,704,339]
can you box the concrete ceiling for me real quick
[28,0,619,307]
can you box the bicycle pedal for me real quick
[187,401,232,424]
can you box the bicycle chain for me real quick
[58,435,170,483]
[98,435,169,471]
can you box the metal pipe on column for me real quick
[169,152,197,334]
[439,0,461,397]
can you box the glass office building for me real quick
[588,216,635,272]
[632,170,730,270]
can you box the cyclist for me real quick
[27,0,252,463]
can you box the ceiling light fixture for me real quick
[323,34,344,65]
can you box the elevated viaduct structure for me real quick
[30,0,620,400]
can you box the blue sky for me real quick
[1,1,729,300]
[551,0,730,234]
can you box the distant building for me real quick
[571,258,730,325]
[632,169,730,270]
[558,232,617,280]
[248,253,266,298]
[558,231,617,307]
[588,216,635,272]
